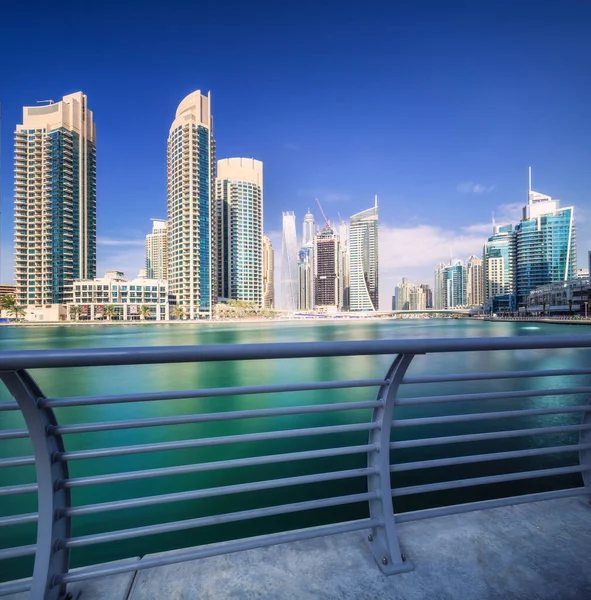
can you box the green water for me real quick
[1,319,591,582]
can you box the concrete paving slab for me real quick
[127,497,591,600]
[4,557,138,600]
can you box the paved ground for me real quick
[5,496,591,599]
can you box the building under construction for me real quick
[314,228,340,310]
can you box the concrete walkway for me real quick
[6,496,591,600]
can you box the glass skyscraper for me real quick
[281,211,298,311]
[514,188,576,306]
[483,224,515,313]
[349,199,378,311]
[145,219,168,280]
[167,91,216,319]
[216,158,263,307]
[14,92,96,305]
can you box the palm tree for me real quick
[1,294,17,313]
[7,303,26,321]
[139,305,152,320]
[171,305,186,320]
[103,305,117,321]
[69,305,82,321]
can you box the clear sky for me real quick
[1,0,590,309]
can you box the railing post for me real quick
[580,398,591,504]
[366,353,414,575]
[1,370,71,600]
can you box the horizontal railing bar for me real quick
[61,444,375,488]
[0,429,28,440]
[392,465,588,497]
[391,443,591,473]
[50,401,382,436]
[390,423,591,449]
[0,456,35,468]
[57,422,378,462]
[392,405,591,428]
[58,518,380,584]
[41,379,386,408]
[0,402,19,412]
[3,335,591,369]
[0,544,36,560]
[64,467,376,517]
[62,491,378,548]
[402,368,591,384]
[397,387,591,406]
[0,579,32,595]
[395,487,588,523]
[0,512,38,527]
[0,483,38,497]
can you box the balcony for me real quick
[0,336,590,599]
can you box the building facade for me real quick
[466,255,483,307]
[314,228,340,311]
[167,91,215,319]
[69,271,169,320]
[216,158,263,307]
[337,219,350,311]
[483,224,515,313]
[349,199,378,311]
[434,260,467,309]
[395,278,412,310]
[14,92,96,305]
[514,187,576,307]
[145,219,168,280]
[420,284,433,309]
[281,211,299,311]
[302,209,315,247]
[297,246,314,311]
[262,235,275,308]
[434,263,447,310]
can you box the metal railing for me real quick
[1,335,590,599]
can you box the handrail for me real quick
[1,334,590,599]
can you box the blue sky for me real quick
[1,0,590,309]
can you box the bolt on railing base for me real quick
[366,532,414,575]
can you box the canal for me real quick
[1,319,590,582]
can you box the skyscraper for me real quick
[395,278,412,310]
[420,284,433,309]
[216,158,263,307]
[14,92,96,305]
[434,263,447,310]
[167,91,215,319]
[146,219,168,280]
[297,247,314,310]
[434,260,467,309]
[302,209,315,247]
[281,211,298,311]
[483,224,515,313]
[262,235,275,308]
[314,227,340,311]
[349,198,378,311]
[466,255,483,307]
[514,174,576,306]
[337,218,350,311]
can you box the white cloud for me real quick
[457,181,496,194]
[296,189,351,204]
[377,223,487,310]
[97,245,145,278]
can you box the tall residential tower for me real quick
[167,91,215,319]
[14,92,96,305]
[349,198,378,311]
[262,235,275,308]
[216,158,263,307]
[145,219,168,280]
[281,211,298,311]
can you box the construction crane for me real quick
[315,197,330,230]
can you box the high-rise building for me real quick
[297,247,314,310]
[314,228,340,310]
[14,92,96,305]
[145,219,168,280]
[395,278,412,310]
[466,255,483,307]
[281,211,298,311]
[349,198,378,311]
[483,224,515,313]
[514,176,576,307]
[420,284,433,309]
[216,158,263,307]
[167,91,215,319]
[409,285,426,311]
[262,235,275,308]
[337,218,350,311]
[434,260,467,309]
[302,209,315,247]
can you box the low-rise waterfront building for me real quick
[68,271,169,320]
[522,278,591,317]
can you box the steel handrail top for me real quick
[1,335,591,369]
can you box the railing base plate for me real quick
[366,537,414,575]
